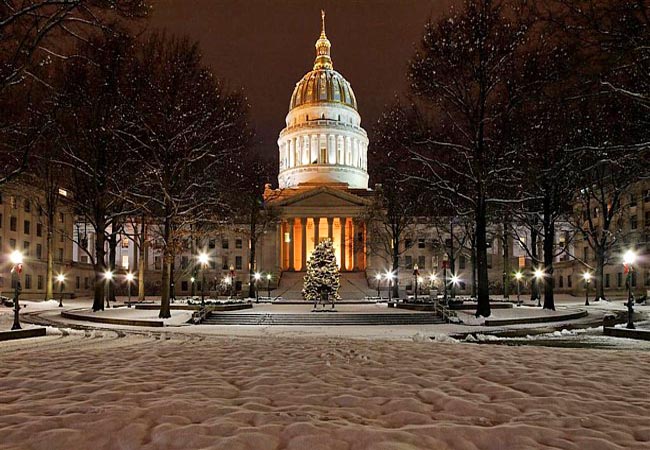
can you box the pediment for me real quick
[276,186,372,208]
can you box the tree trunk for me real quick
[542,195,555,310]
[530,227,540,301]
[138,216,146,301]
[471,233,477,298]
[475,196,491,317]
[92,221,106,312]
[45,215,54,300]
[248,213,257,298]
[159,216,172,319]
[392,239,399,299]
[595,247,606,300]
[449,219,455,298]
[502,217,510,299]
[108,230,117,306]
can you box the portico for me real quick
[279,215,366,271]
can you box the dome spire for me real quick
[314,10,333,70]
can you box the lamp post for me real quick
[413,264,420,302]
[514,271,523,307]
[385,271,394,302]
[266,273,272,298]
[582,272,591,306]
[254,272,261,302]
[533,268,544,307]
[374,273,382,299]
[623,250,637,329]
[190,276,195,297]
[9,250,23,330]
[104,270,113,308]
[450,274,460,299]
[229,264,235,298]
[198,252,209,307]
[125,272,134,307]
[56,273,65,308]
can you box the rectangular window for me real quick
[181,280,188,291]
[417,255,426,269]
[617,272,622,288]
[24,200,30,212]
[9,238,16,249]
[222,256,229,270]
[605,273,610,288]
[0,213,2,228]
[583,247,589,261]
[121,237,129,248]
[558,275,564,288]
[629,194,637,208]
[59,231,64,242]
[10,196,16,209]
[208,239,216,249]
[405,255,413,269]
[459,255,466,270]
[25,274,32,289]
[23,241,29,254]
[181,256,189,269]
[58,212,64,223]
[631,216,638,230]
[235,238,242,249]
[122,255,129,269]
[76,276,80,289]
[405,239,413,249]
[154,256,161,270]
[235,256,242,270]
[645,211,650,226]
[645,271,650,287]
[10,216,16,231]
[57,248,63,261]
[644,189,650,203]
[23,220,30,234]
[222,239,229,249]
[567,275,572,288]
[37,275,43,290]
[36,223,42,236]
[418,238,425,249]
[84,277,89,289]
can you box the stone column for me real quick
[327,217,333,241]
[288,218,294,271]
[314,217,320,245]
[340,217,346,271]
[301,217,307,271]
[277,222,284,271]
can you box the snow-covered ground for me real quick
[1,332,650,450]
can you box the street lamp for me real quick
[254,272,261,302]
[198,252,209,307]
[229,264,236,298]
[375,273,382,299]
[582,272,592,306]
[385,271,395,302]
[266,273,272,298]
[413,264,420,302]
[514,271,523,306]
[623,249,637,329]
[429,273,437,302]
[125,272,135,307]
[450,274,460,294]
[533,268,544,307]
[104,270,113,308]
[56,273,65,308]
[9,250,24,330]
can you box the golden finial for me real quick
[321,10,326,37]
[314,10,332,69]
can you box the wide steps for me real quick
[202,312,444,326]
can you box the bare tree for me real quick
[121,33,251,318]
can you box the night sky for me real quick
[152,0,457,171]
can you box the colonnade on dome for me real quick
[279,132,367,171]
[278,216,366,272]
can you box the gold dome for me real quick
[289,11,358,111]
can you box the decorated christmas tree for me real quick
[302,238,340,305]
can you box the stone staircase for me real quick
[275,271,375,301]
[201,312,444,326]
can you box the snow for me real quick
[2,332,650,449]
